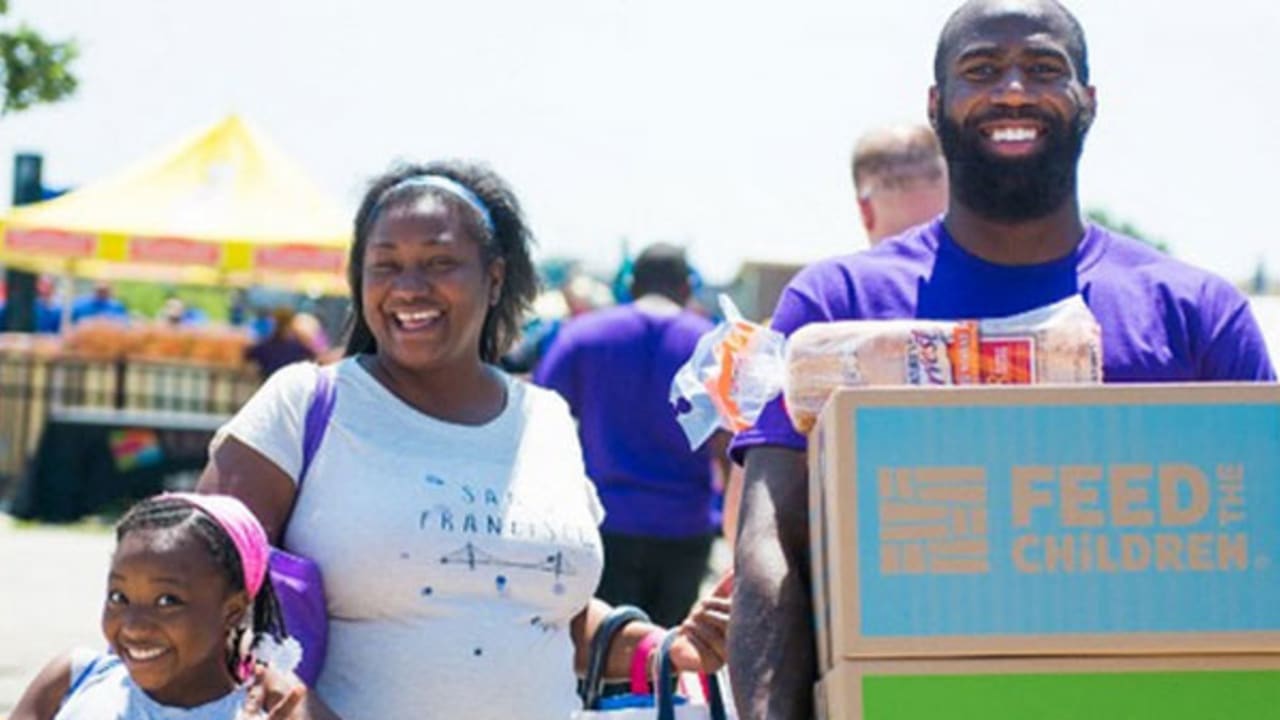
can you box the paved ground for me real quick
[0,514,112,715]
[0,513,732,714]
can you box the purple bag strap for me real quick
[299,364,338,487]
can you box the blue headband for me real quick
[375,174,496,236]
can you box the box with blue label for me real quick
[814,656,1280,720]
[810,384,1280,660]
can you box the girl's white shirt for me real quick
[56,650,248,719]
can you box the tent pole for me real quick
[59,266,75,335]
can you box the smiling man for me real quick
[727,1,1275,718]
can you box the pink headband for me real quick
[165,492,269,599]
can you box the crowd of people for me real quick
[10,0,1278,719]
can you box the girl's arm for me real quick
[10,652,73,720]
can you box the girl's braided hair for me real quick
[116,495,289,679]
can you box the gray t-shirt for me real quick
[213,359,605,720]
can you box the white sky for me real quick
[1,0,1277,285]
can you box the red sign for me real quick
[129,236,221,265]
[4,228,96,257]
[254,245,345,274]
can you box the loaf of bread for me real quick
[781,296,1102,433]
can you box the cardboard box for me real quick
[815,656,1280,720]
[809,384,1280,661]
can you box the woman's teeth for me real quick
[394,310,441,330]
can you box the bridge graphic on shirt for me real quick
[439,542,577,579]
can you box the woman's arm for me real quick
[244,667,344,720]
[10,653,72,720]
[570,573,732,683]
[196,436,296,544]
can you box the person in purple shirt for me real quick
[535,243,729,627]
[244,307,316,379]
[728,1,1277,717]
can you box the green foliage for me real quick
[0,3,79,116]
[1085,207,1170,254]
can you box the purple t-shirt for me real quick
[535,300,716,538]
[733,219,1276,461]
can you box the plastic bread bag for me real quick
[671,294,1102,444]
[670,295,787,449]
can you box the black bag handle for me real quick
[581,605,651,710]
[656,629,729,720]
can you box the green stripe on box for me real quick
[863,670,1279,719]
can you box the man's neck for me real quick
[633,292,684,316]
[943,199,1087,266]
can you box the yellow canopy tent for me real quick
[0,115,351,295]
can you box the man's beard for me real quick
[937,104,1089,222]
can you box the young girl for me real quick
[12,493,302,719]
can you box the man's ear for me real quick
[927,86,941,131]
[1081,85,1098,129]
[857,195,876,236]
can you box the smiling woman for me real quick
[194,160,731,720]
[340,162,538,425]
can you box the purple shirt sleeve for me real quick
[729,267,844,464]
[1199,284,1277,381]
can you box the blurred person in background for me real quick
[33,275,63,334]
[159,295,208,327]
[244,307,315,379]
[290,311,333,359]
[535,243,731,627]
[852,123,949,245]
[71,281,128,324]
[502,271,614,376]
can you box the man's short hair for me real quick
[851,125,946,197]
[632,243,690,295]
[933,0,1090,87]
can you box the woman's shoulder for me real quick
[253,358,363,408]
[266,359,325,392]
[509,373,571,417]
[235,360,324,412]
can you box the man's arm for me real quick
[730,446,814,720]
